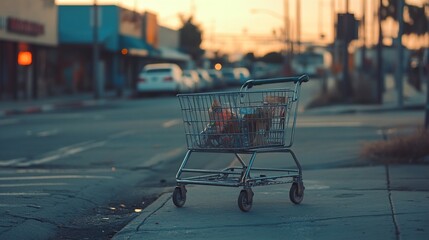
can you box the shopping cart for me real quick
[173,75,309,212]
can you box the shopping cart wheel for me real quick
[238,189,254,212]
[173,186,187,208]
[289,182,304,204]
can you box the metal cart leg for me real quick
[237,152,257,212]
[175,150,193,181]
[286,149,304,204]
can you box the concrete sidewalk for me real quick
[305,75,427,115]
[113,165,429,240]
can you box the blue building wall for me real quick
[58,5,160,94]
[58,5,119,51]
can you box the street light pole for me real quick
[424,3,429,129]
[296,0,301,53]
[93,1,100,99]
[250,8,289,61]
[284,0,292,74]
[342,0,351,98]
[395,0,404,108]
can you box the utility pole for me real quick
[424,3,429,129]
[376,0,383,104]
[342,0,351,98]
[296,0,301,54]
[361,0,366,72]
[426,59,429,128]
[395,0,404,107]
[284,0,289,54]
[93,1,100,99]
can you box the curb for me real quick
[304,103,425,115]
[0,99,108,118]
[112,193,172,240]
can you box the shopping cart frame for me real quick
[173,75,309,212]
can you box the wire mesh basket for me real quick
[178,89,297,151]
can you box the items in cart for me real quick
[198,123,242,148]
[243,107,273,146]
[208,99,240,133]
[198,96,288,148]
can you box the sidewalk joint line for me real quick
[385,165,401,240]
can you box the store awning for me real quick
[119,35,159,57]
[160,47,191,62]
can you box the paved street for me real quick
[0,80,428,239]
[0,96,191,239]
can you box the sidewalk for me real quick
[305,75,427,115]
[112,164,429,240]
[111,76,428,240]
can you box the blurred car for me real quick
[222,68,239,86]
[196,69,214,91]
[291,52,325,77]
[222,67,251,86]
[184,69,200,92]
[137,63,189,94]
[252,61,269,79]
[207,69,225,89]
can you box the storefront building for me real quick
[58,5,160,96]
[0,0,58,100]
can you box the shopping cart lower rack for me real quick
[173,75,309,212]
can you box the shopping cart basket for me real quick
[173,75,309,212]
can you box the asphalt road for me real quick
[0,81,424,239]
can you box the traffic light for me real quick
[336,13,358,43]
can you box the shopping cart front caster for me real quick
[289,182,304,204]
[238,189,254,212]
[173,186,187,208]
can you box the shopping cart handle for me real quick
[242,74,309,89]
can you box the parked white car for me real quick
[137,63,189,94]
[184,70,200,92]
[196,69,214,91]
[207,69,225,88]
[222,67,251,86]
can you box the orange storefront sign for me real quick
[18,51,32,66]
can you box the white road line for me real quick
[0,158,27,167]
[36,129,59,137]
[0,119,20,126]
[139,147,183,168]
[108,130,135,139]
[16,141,106,167]
[162,119,182,128]
[3,130,133,167]
[0,204,38,208]
[0,192,50,196]
[0,175,114,181]
[0,182,69,187]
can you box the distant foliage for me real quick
[380,0,428,36]
[178,16,205,61]
[259,52,283,64]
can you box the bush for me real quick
[361,128,429,164]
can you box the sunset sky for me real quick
[56,0,427,56]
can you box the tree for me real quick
[178,16,204,61]
[380,0,428,37]
[260,52,283,64]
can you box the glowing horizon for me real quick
[56,0,427,56]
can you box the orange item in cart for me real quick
[208,99,234,133]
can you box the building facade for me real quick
[0,0,58,100]
[58,5,161,96]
